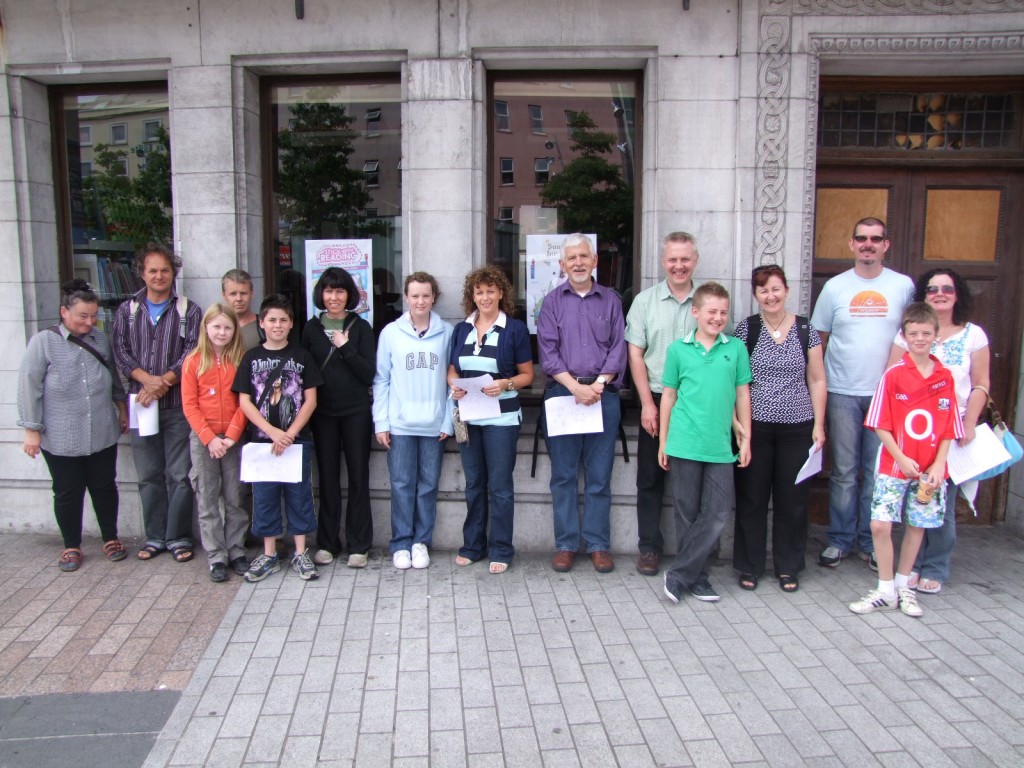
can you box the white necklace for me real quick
[762,312,787,339]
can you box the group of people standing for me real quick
[619,218,987,616]
[17,221,990,611]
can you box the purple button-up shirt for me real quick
[537,280,627,382]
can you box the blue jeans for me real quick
[130,406,194,551]
[666,458,733,589]
[458,423,520,563]
[251,442,317,538]
[387,434,445,553]
[914,479,956,583]
[544,382,620,553]
[826,393,879,555]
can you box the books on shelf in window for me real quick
[75,253,141,300]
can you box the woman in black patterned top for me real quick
[732,265,826,593]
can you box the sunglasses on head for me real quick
[853,234,886,243]
[925,284,956,295]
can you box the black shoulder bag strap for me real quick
[319,313,358,370]
[49,326,111,371]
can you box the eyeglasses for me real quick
[751,264,783,277]
[925,284,956,295]
[852,234,886,244]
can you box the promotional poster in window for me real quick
[304,239,373,321]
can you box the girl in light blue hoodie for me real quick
[373,271,454,570]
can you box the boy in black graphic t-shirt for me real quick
[233,295,323,582]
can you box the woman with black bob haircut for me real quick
[300,267,377,568]
[18,279,129,571]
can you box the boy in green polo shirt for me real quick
[659,282,752,603]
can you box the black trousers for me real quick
[733,419,812,577]
[636,392,667,555]
[42,444,119,549]
[311,409,373,555]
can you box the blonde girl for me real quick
[182,303,249,582]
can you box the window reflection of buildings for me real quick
[66,93,169,247]
[270,87,403,331]
[491,85,637,303]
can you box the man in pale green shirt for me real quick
[624,231,700,576]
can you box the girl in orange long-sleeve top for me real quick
[182,303,248,582]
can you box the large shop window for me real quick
[52,84,171,330]
[264,77,402,335]
[488,74,641,328]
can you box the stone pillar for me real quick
[404,59,477,319]
[169,65,240,310]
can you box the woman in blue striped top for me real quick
[448,267,534,573]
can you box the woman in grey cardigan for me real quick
[17,280,129,571]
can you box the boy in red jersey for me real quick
[850,303,963,618]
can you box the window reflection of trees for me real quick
[82,123,172,245]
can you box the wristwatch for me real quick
[595,376,608,386]
[505,378,516,391]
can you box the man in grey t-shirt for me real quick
[810,217,914,569]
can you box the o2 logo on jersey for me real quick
[904,409,933,440]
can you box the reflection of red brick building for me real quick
[490,83,638,299]
[491,89,636,241]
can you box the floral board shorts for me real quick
[869,474,946,529]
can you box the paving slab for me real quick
[4,525,1024,767]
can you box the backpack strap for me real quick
[746,313,810,365]
[128,296,188,339]
[795,315,810,365]
[744,314,762,359]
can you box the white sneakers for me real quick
[411,543,430,569]
[394,544,430,570]
[849,586,923,618]
[393,550,412,570]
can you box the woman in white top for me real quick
[885,267,989,594]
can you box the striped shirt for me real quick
[17,324,125,456]
[451,312,531,427]
[112,287,202,410]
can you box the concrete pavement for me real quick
[2,526,1024,767]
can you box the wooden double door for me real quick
[812,165,1024,523]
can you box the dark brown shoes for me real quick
[551,550,575,572]
[590,551,615,573]
[636,551,660,576]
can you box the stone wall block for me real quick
[408,60,473,102]
[408,168,473,212]
[405,102,473,170]
[656,168,736,215]
[170,107,235,175]
[659,56,739,102]
[657,100,736,170]
[174,173,237,216]
[171,66,233,111]
[176,212,243,278]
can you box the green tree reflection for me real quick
[540,111,633,247]
[83,124,171,245]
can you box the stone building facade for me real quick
[2,0,1022,548]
